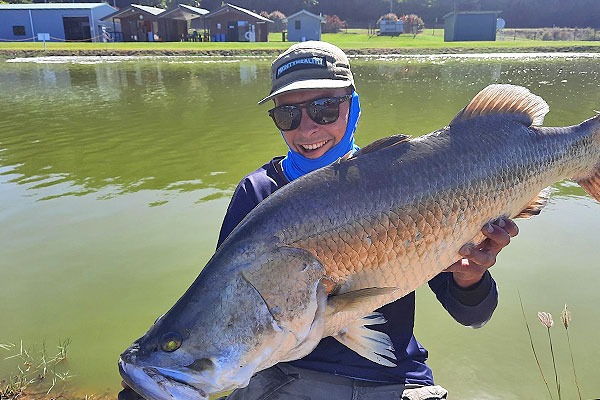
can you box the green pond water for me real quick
[1,53,599,400]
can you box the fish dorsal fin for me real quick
[514,187,552,219]
[450,84,549,127]
[351,134,411,159]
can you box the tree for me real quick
[267,10,286,32]
[323,15,346,33]
[455,0,481,11]
[378,12,399,24]
[399,14,425,33]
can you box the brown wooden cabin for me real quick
[160,4,209,42]
[204,3,272,42]
[102,4,164,42]
[101,4,209,42]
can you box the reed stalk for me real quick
[518,292,554,400]
[561,304,583,400]
[538,312,561,400]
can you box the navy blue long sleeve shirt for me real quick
[217,157,498,386]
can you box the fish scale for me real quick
[119,85,600,400]
[288,144,506,291]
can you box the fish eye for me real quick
[160,332,183,352]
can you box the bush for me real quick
[323,15,345,33]
[377,13,399,24]
[399,14,424,34]
[580,28,598,40]
[267,10,286,33]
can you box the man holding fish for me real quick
[215,41,518,400]
[119,38,600,400]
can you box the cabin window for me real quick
[295,20,301,30]
[13,26,26,36]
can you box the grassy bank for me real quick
[2,30,600,59]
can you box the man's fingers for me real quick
[443,259,465,272]
[496,217,519,237]
[462,247,497,268]
[452,218,520,272]
[483,222,512,249]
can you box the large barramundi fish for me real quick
[119,84,600,400]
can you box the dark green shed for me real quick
[443,11,500,42]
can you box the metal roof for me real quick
[101,4,165,20]
[179,4,209,15]
[160,4,209,20]
[205,3,272,23]
[442,10,501,19]
[130,4,165,16]
[283,9,325,22]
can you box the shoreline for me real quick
[2,44,600,59]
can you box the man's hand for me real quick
[444,218,519,288]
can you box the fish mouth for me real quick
[119,358,208,400]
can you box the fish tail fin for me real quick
[576,164,600,202]
[574,112,600,202]
[577,172,600,201]
[332,313,397,367]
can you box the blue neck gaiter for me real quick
[281,91,361,181]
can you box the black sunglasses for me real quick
[268,94,352,131]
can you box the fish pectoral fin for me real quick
[324,287,399,366]
[514,187,552,218]
[350,134,411,159]
[325,287,398,316]
[450,84,549,128]
[333,313,397,367]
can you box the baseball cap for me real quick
[258,41,355,105]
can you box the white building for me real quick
[284,10,325,42]
[0,3,117,42]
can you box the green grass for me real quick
[1,29,600,55]
[322,29,600,50]
[0,40,287,52]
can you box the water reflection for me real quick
[0,60,275,202]
[1,57,599,204]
